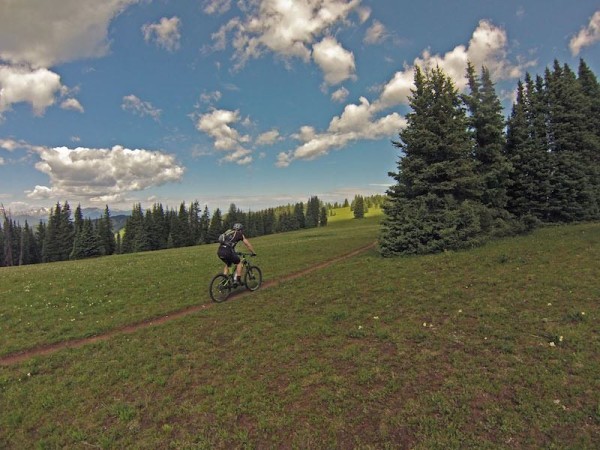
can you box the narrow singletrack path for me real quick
[1,242,377,366]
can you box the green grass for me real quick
[1,217,599,448]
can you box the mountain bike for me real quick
[209,252,262,303]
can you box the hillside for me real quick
[0,217,598,448]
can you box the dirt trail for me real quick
[0,242,377,366]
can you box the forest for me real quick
[0,195,384,267]
[380,59,600,255]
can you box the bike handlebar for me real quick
[236,252,257,257]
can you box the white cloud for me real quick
[374,19,531,111]
[364,20,387,45]
[196,109,253,165]
[0,156,5,166]
[203,0,232,15]
[312,36,356,86]
[199,90,222,105]
[211,0,363,76]
[0,0,137,116]
[570,11,600,55]
[277,96,405,167]
[256,129,281,146]
[61,98,84,113]
[27,145,184,202]
[278,19,529,167]
[122,95,161,121]
[142,17,182,52]
[0,65,63,116]
[0,0,140,68]
[331,86,350,103]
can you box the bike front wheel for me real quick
[209,274,231,302]
[244,265,262,291]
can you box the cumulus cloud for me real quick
[364,20,387,45]
[256,129,282,146]
[196,109,252,165]
[0,65,62,116]
[374,19,530,111]
[142,16,182,52]
[278,19,529,167]
[203,0,232,15]
[122,95,161,121]
[312,36,356,86]
[211,0,363,79]
[26,145,184,203]
[277,96,405,167]
[331,86,350,103]
[570,11,600,55]
[0,0,138,116]
[61,98,84,113]
[0,0,139,68]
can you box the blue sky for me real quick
[1,0,599,216]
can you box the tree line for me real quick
[380,58,600,256]
[0,196,329,267]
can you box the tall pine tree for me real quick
[381,66,485,256]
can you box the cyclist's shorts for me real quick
[217,245,240,267]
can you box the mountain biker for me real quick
[217,222,256,286]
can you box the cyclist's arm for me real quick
[242,236,256,254]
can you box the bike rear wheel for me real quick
[244,265,262,291]
[209,274,231,302]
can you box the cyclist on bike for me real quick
[217,222,256,286]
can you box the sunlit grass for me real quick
[0,219,598,448]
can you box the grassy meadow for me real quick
[0,210,599,448]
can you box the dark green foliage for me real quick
[70,219,101,259]
[207,208,223,244]
[505,79,553,220]
[381,66,487,256]
[463,63,513,213]
[353,195,365,219]
[305,196,321,228]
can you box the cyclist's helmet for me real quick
[232,223,244,231]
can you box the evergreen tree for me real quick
[71,218,101,259]
[207,208,223,243]
[121,203,149,253]
[43,203,62,262]
[189,200,201,244]
[353,195,365,219]
[293,202,305,229]
[319,206,328,226]
[58,202,74,261]
[305,196,321,228]
[505,79,551,222]
[199,206,210,244]
[577,59,600,216]
[545,61,597,221]
[380,66,485,256]
[97,205,116,255]
[464,64,513,215]
[73,204,84,233]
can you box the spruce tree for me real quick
[545,61,597,221]
[97,205,116,255]
[43,203,62,262]
[380,66,485,256]
[577,59,600,217]
[353,195,365,219]
[505,79,551,222]
[199,206,210,244]
[207,208,223,243]
[463,63,514,231]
